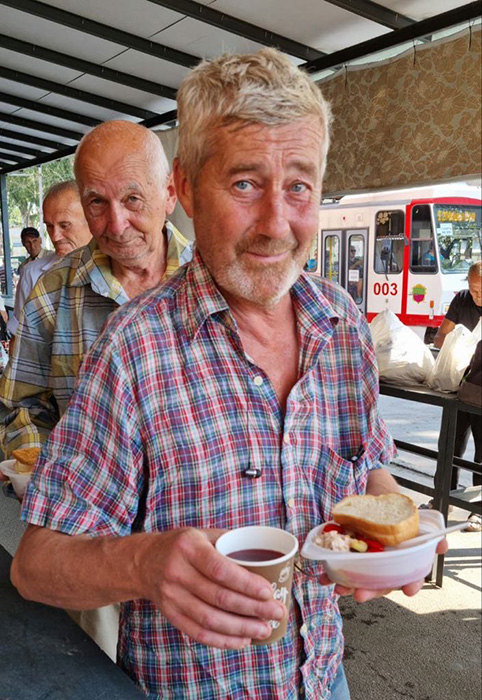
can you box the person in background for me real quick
[11,50,446,700]
[431,260,482,532]
[348,244,363,303]
[0,120,192,657]
[7,181,92,339]
[17,227,48,273]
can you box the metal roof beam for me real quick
[0,140,45,157]
[0,108,179,174]
[0,34,178,100]
[0,0,199,69]
[304,1,482,73]
[0,112,83,140]
[0,91,101,128]
[0,145,77,174]
[321,0,414,30]
[0,150,30,164]
[146,0,324,61]
[0,67,158,120]
[0,127,62,149]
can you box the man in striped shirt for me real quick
[12,51,445,699]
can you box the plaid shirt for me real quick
[21,251,394,700]
[0,222,192,457]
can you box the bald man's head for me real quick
[74,120,169,191]
[72,120,176,267]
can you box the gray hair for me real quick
[176,48,332,183]
[43,179,79,204]
[74,120,170,188]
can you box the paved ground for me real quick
[342,396,481,700]
[0,396,480,700]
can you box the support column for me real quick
[0,173,13,299]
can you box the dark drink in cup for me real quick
[216,526,298,645]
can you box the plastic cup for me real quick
[215,525,298,645]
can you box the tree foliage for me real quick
[6,156,74,229]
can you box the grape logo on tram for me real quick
[411,283,427,304]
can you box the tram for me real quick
[306,183,482,340]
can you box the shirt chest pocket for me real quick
[315,446,369,523]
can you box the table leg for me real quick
[430,403,458,587]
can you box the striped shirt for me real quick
[0,222,192,457]
[21,251,394,699]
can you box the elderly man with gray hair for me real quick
[0,120,191,457]
[11,51,444,699]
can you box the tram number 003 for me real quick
[373,282,398,296]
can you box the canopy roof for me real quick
[0,0,480,175]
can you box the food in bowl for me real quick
[301,506,444,590]
[332,493,419,546]
[315,523,384,553]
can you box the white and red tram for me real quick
[306,183,482,340]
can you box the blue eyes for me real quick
[233,181,308,192]
[291,183,307,193]
[234,181,251,191]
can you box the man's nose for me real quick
[255,190,291,239]
[106,201,129,235]
[48,226,63,242]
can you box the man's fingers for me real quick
[164,589,273,642]
[166,605,254,650]
[436,538,449,555]
[171,550,286,621]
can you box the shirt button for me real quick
[288,498,295,508]
[253,375,263,386]
[300,624,308,636]
[283,434,290,445]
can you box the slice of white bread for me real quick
[332,493,419,546]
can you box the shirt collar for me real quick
[181,252,352,342]
[69,221,181,303]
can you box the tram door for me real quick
[320,229,369,313]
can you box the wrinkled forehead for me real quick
[77,141,157,189]
[43,192,82,221]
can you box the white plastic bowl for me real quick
[301,509,444,589]
[0,459,31,499]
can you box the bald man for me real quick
[0,120,192,656]
[7,181,92,337]
[0,120,191,457]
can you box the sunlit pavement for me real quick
[342,396,481,700]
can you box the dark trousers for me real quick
[437,411,482,491]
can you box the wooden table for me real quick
[0,544,145,700]
[379,382,481,586]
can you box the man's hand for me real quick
[319,538,449,601]
[140,528,287,650]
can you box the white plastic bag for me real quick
[370,310,435,385]
[428,320,481,392]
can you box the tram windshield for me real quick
[435,204,482,274]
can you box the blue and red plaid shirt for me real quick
[22,250,394,699]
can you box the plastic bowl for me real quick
[0,459,31,499]
[301,509,444,589]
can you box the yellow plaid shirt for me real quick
[0,222,192,457]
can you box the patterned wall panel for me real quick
[320,27,482,196]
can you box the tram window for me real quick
[348,234,365,304]
[435,204,482,274]
[410,205,437,273]
[323,235,340,283]
[374,210,404,274]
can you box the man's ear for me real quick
[164,173,177,216]
[173,157,194,219]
